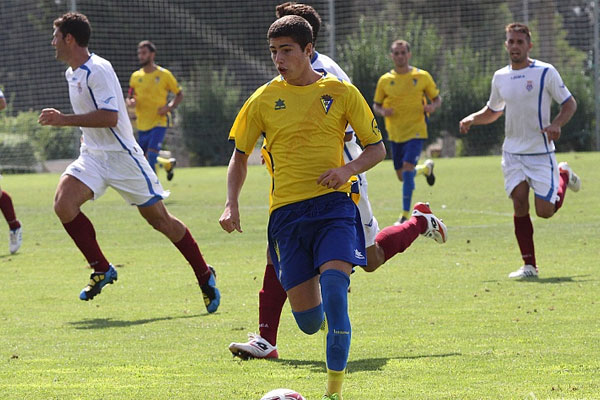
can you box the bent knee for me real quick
[293,305,324,335]
[536,209,554,219]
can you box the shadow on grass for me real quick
[272,352,461,373]
[68,314,202,329]
[483,275,592,284]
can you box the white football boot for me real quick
[508,264,538,278]
[412,202,447,244]
[229,333,278,360]
[558,162,581,192]
[9,226,22,254]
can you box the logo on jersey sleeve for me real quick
[274,98,286,110]
[371,118,381,135]
[320,94,333,114]
[526,80,534,91]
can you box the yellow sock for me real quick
[156,156,171,170]
[415,164,426,176]
[402,210,410,220]
[326,368,344,398]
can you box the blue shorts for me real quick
[267,192,365,291]
[137,126,167,154]
[390,139,424,170]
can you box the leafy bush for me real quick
[178,66,243,166]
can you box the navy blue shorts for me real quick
[267,192,365,291]
[390,139,424,170]
[137,126,167,153]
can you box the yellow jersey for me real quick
[230,74,382,213]
[373,68,439,143]
[129,66,181,131]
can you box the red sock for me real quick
[173,228,211,286]
[258,264,287,346]
[0,191,20,230]
[375,216,427,262]
[62,212,110,272]
[555,170,569,212]
[514,214,536,266]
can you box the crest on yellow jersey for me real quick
[320,94,333,114]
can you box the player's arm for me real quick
[459,105,503,134]
[126,87,136,108]
[158,90,184,116]
[318,141,386,189]
[424,95,442,114]
[38,108,118,128]
[372,102,393,117]
[219,149,249,233]
[542,96,577,141]
[0,97,6,111]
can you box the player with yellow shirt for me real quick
[127,40,182,181]
[220,16,386,400]
[373,39,441,224]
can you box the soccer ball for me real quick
[260,388,305,400]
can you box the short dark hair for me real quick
[390,39,411,53]
[137,40,156,53]
[53,12,91,47]
[267,15,313,50]
[506,22,531,42]
[275,2,321,44]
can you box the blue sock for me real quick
[147,151,158,172]
[292,303,324,335]
[320,269,351,372]
[402,170,416,213]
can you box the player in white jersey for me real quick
[0,88,23,254]
[228,2,447,362]
[460,23,579,279]
[38,12,220,311]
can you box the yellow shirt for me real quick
[373,68,439,143]
[129,66,181,131]
[230,74,382,213]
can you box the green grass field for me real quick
[1,153,599,399]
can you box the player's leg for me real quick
[229,246,285,359]
[318,260,353,399]
[54,171,117,300]
[137,129,151,156]
[137,200,219,313]
[502,152,537,278]
[143,127,167,173]
[364,202,447,272]
[534,157,581,218]
[0,187,22,254]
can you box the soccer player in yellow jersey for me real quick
[126,40,182,181]
[220,16,386,400]
[374,40,442,224]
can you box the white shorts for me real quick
[344,140,379,247]
[64,146,169,206]
[501,151,559,203]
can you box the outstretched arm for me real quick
[459,105,503,134]
[219,149,249,233]
[38,108,118,128]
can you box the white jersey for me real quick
[311,51,354,138]
[487,59,572,155]
[66,53,137,152]
[0,89,4,98]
